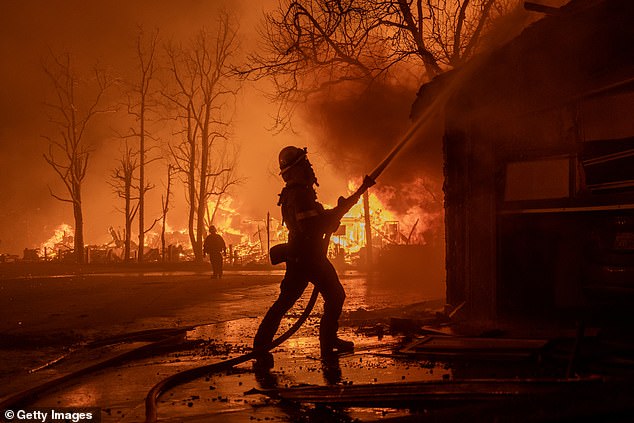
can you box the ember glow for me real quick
[34,179,438,266]
[334,187,397,254]
[327,179,438,264]
[38,223,74,260]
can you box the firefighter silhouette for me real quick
[203,225,226,279]
[254,146,375,362]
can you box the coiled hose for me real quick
[144,287,319,422]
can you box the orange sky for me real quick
[0,0,443,254]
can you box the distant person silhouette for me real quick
[203,225,226,279]
[253,146,374,364]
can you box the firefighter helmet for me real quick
[278,146,308,174]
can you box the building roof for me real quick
[412,0,634,120]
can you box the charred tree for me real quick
[124,28,160,263]
[241,0,515,129]
[164,13,241,263]
[205,145,243,229]
[42,52,115,264]
[108,142,139,261]
[160,164,175,262]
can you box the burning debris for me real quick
[37,223,74,261]
[28,186,439,268]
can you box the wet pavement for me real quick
[27,321,448,422]
[1,268,446,422]
[7,268,631,422]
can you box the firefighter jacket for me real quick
[278,183,342,261]
[203,233,226,255]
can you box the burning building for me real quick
[37,223,74,261]
[33,188,438,268]
[414,0,634,322]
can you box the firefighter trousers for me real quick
[209,252,223,278]
[254,257,345,350]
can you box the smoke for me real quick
[297,80,445,243]
[289,2,544,247]
[312,83,442,162]
[0,0,539,255]
[304,83,418,175]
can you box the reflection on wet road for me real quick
[1,269,445,422]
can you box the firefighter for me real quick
[254,146,374,361]
[203,225,226,279]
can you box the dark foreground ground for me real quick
[1,263,633,422]
[0,262,444,422]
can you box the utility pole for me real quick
[363,191,373,269]
[257,225,263,254]
[266,211,271,261]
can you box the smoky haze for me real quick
[0,0,323,255]
[292,1,556,245]
[0,0,544,256]
[300,81,445,242]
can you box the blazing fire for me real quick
[38,223,74,260]
[208,196,287,265]
[206,186,434,266]
[333,189,396,253]
[36,180,438,266]
[326,180,436,265]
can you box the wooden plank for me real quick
[395,335,548,360]
[259,377,603,405]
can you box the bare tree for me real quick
[242,0,518,128]
[108,142,139,261]
[42,52,115,264]
[124,27,160,263]
[164,13,241,262]
[160,163,175,262]
[205,145,244,228]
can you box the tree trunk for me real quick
[73,198,85,264]
[187,137,199,262]
[138,125,145,263]
[363,190,373,269]
[195,125,210,264]
[124,182,132,261]
[161,165,172,263]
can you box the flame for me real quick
[212,196,244,240]
[206,195,287,264]
[329,191,385,253]
[199,182,438,265]
[329,186,399,257]
[38,223,74,259]
[39,177,440,265]
[328,178,440,263]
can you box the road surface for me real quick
[0,266,442,422]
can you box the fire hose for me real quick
[0,329,193,412]
[144,287,319,422]
[0,121,422,419]
[0,122,424,421]
[145,116,426,422]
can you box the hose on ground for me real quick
[0,333,186,411]
[144,286,319,423]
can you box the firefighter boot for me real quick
[321,337,354,356]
